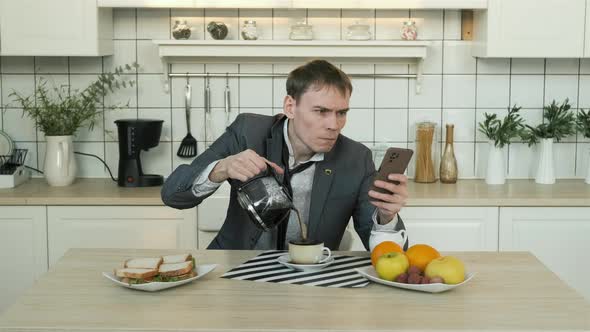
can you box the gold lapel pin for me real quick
[324,168,332,175]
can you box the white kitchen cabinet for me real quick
[499,207,590,301]
[473,0,586,58]
[0,0,112,56]
[47,206,197,266]
[0,206,47,313]
[400,207,499,251]
[332,207,500,252]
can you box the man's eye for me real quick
[337,111,347,116]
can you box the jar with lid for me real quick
[172,20,192,40]
[414,122,438,183]
[241,20,258,40]
[346,21,372,40]
[289,22,313,40]
[401,20,417,40]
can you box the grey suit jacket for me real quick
[161,113,406,250]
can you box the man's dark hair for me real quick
[286,60,352,102]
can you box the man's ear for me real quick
[283,95,296,119]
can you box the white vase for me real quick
[485,140,506,185]
[586,147,590,185]
[44,135,77,186]
[535,138,555,185]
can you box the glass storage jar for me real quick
[289,22,313,40]
[241,20,258,40]
[414,121,438,183]
[401,20,418,40]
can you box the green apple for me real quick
[375,252,409,281]
[424,256,465,284]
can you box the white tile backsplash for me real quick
[69,57,102,74]
[104,40,137,73]
[307,9,342,40]
[2,108,36,141]
[374,109,407,142]
[409,75,442,108]
[375,9,409,40]
[137,75,171,108]
[114,8,136,39]
[443,10,461,40]
[137,40,164,74]
[442,75,475,108]
[511,59,545,74]
[137,9,170,40]
[0,8,587,181]
[375,78,408,108]
[341,108,374,142]
[442,109,475,142]
[0,57,34,74]
[477,58,510,75]
[544,75,578,108]
[545,59,579,75]
[410,10,443,40]
[443,41,476,74]
[35,57,68,74]
[476,75,510,109]
[510,75,544,108]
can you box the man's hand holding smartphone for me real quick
[368,148,413,225]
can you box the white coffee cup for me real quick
[288,240,332,264]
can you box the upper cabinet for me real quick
[472,0,586,58]
[97,0,488,9]
[0,0,113,56]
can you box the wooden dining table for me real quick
[0,248,588,331]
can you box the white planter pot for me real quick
[485,140,506,185]
[535,138,555,185]
[44,135,77,186]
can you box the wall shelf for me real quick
[99,0,487,9]
[152,40,430,93]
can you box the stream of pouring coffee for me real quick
[292,208,307,242]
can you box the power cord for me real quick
[25,165,44,174]
[74,151,118,182]
[20,152,117,183]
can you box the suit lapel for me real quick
[307,145,337,239]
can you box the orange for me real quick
[405,244,441,272]
[371,241,403,266]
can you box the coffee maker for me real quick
[115,119,164,187]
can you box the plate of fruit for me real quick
[355,242,475,293]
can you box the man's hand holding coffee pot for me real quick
[209,149,284,183]
[368,174,409,224]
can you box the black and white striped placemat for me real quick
[221,250,371,288]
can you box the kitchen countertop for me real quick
[0,248,588,331]
[1,178,590,206]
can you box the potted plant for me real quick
[9,63,138,186]
[523,99,577,184]
[577,109,590,184]
[478,105,526,184]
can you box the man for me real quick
[161,60,409,251]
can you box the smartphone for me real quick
[371,147,414,194]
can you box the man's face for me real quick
[284,85,350,153]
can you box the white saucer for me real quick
[276,254,334,272]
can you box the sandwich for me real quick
[114,254,196,284]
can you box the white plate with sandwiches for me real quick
[102,253,217,292]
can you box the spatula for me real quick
[176,80,198,158]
